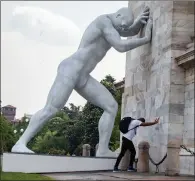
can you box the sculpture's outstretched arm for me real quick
[103,19,152,53]
[120,6,150,37]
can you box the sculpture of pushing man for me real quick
[12,6,153,157]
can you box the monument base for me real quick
[2,153,116,173]
[179,148,194,175]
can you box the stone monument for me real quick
[121,0,194,173]
[11,6,153,157]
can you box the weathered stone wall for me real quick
[179,67,194,175]
[183,67,194,147]
[123,1,194,173]
[168,1,194,158]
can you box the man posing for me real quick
[113,117,160,172]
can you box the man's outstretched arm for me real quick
[103,18,152,53]
[140,117,160,127]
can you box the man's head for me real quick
[111,7,134,32]
[137,117,146,123]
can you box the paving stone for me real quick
[44,171,195,180]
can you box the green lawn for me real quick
[1,171,54,180]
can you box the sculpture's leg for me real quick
[75,76,118,157]
[12,74,75,153]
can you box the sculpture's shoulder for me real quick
[95,14,113,30]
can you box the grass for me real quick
[1,171,54,180]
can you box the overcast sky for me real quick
[1,1,128,118]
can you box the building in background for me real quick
[114,78,125,93]
[24,113,33,119]
[2,105,16,122]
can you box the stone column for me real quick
[137,141,150,172]
[82,144,91,157]
[165,140,180,176]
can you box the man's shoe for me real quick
[113,167,120,172]
[127,167,137,172]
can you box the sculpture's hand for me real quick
[136,6,150,25]
[144,18,153,42]
[119,6,150,37]
[103,16,153,52]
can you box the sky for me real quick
[1,1,128,118]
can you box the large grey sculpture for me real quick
[12,6,153,157]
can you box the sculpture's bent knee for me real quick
[105,100,118,115]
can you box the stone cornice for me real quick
[175,49,195,69]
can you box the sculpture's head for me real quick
[111,7,134,32]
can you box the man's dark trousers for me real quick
[114,136,136,169]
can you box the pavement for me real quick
[44,171,195,180]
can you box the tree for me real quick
[27,105,84,155]
[12,111,70,153]
[29,111,70,153]
[63,120,85,155]
[81,104,102,156]
[32,130,68,155]
[103,74,116,84]
[12,116,30,141]
[62,103,82,120]
[0,115,17,154]
[81,74,122,155]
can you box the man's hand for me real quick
[153,117,160,124]
[136,6,150,25]
[140,117,160,127]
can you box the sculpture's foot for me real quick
[11,143,34,154]
[96,149,117,158]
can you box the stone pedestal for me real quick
[165,140,180,176]
[82,144,91,157]
[137,141,150,172]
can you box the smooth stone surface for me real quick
[2,153,116,173]
[165,140,181,176]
